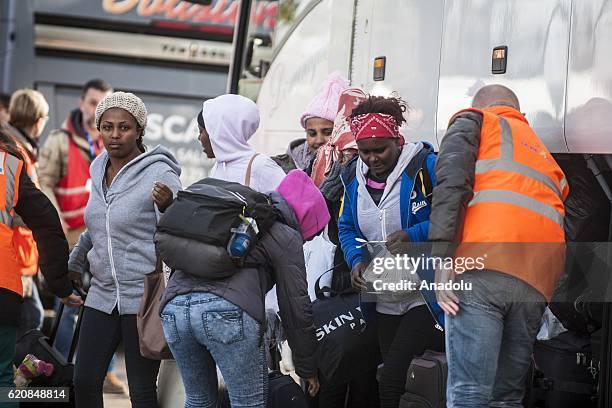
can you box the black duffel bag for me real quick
[311,272,380,386]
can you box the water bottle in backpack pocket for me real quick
[227,216,259,261]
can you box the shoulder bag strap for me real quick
[244,153,260,187]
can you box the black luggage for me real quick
[549,154,610,335]
[399,351,447,408]
[530,331,598,408]
[311,274,381,386]
[267,370,309,408]
[14,298,84,407]
[217,369,308,407]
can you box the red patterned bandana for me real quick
[349,113,401,141]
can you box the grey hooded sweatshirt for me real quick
[69,146,181,315]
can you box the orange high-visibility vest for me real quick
[55,137,91,230]
[12,138,39,276]
[455,106,568,300]
[0,149,25,297]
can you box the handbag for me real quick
[311,272,381,385]
[303,226,336,301]
[137,254,173,360]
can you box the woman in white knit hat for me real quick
[67,91,182,408]
[272,71,348,173]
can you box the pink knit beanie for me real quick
[300,71,348,129]
[276,170,331,241]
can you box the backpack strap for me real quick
[403,145,435,203]
[418,157,434,202]
[244,153,260,187]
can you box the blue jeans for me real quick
[161,292,267,408]
[446,270,546,408]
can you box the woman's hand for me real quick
[61,293,83,308]
[304,376,320,397]
[386,230,410,254]
[152,182,174,212]
[351,262,367,291]
[69,270,84,292]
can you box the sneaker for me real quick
[103,372,128,395]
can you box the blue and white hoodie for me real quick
[338,142,444,327]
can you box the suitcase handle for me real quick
[49,285,87,363]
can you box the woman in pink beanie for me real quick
[272,71,348,173]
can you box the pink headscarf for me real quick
[310,87,367,187]
[276,170,330,240]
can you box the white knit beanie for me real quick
[95,91,147,130]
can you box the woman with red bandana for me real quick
[338,95,445,408]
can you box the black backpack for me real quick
[267,371,309,408]
[157,178,280,248]
[400,351,447,408]
[156,178,281,276]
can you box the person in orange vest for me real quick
[428,84,568,407]
[0,130,82,401]
[38,79,113,248]
[3,89,50,338]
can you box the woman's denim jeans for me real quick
[161,292,267,408]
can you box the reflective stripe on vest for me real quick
[0,150,25,297]
[60,207,86,219]
[469,189,564,229]
[54,183,90,195]
[0,152,23,227]
[468,116,565,228]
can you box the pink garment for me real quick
[310,87,367,187]
[276,170,331,240]
[300,71,348,128]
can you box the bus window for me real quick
[237,0,312,101]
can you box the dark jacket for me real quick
[271,138,316,174]
[427,110,483,258]
[161,191,317,378]
[1,166,72,326]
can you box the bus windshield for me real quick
[237,0,313,101]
